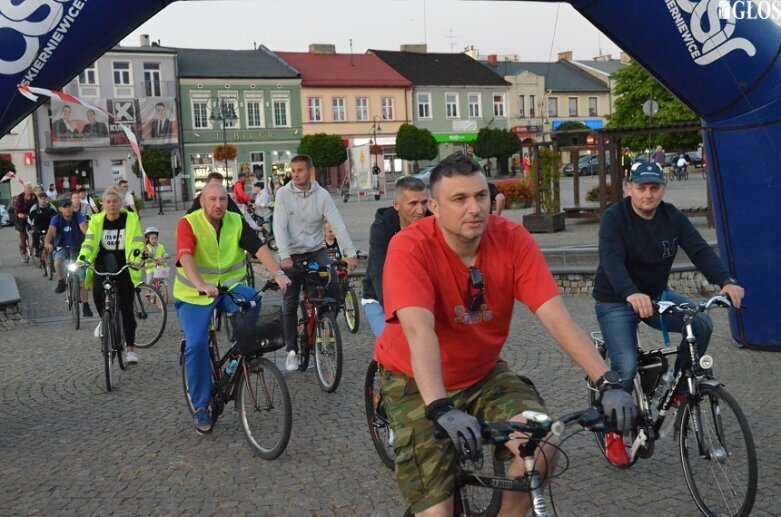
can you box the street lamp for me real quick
[208,96,238,186]
[370,115,382,172]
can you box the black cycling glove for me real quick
[425,398,482,462]
[597,388,637,433]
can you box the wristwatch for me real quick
[275,270,287,277]
[595,370,622,392]
[722,277,737,287]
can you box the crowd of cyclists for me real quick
[9,153,745,514]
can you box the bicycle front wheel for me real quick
[133,284,167,348]
[237,356,292,460]
[314,311,343,392]
[457,445,505,517]
[343,286,360,334]
[180,340,197,417]
[678,384,757,517]
[69,275,80,330]
[364,360,395,470]
[102,310,116,392]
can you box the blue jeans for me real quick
[175,284,260,410]
[362,301,385,338]
[595,290,713,392]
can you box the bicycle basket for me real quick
[304,266,331,301]
[234,304,285,357]
[153,266,170,279]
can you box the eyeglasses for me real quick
[467,266,484,312]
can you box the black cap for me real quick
[629,162,667,185]
[59,197,73,207]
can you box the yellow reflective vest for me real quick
[173,210,246,305]
[78,210,144,289]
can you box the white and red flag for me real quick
[1,171,25,185]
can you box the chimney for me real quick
[400,44,427,53]
[464,46,478,59]
[593,54,612,62]
[557,51,572,61]
[308,44,336,54]
[619,51,631,64]
[487,54,498,68]
[140,34,150,47]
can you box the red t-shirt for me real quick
[374,216,560,390]
[233,181,251,205]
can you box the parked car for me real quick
[0,204,10,227]
[562,155,592,176]
[411,165,436,186]
[567,154,611,176]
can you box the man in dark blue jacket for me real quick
[594,162,744,467]
[362,176,428,337]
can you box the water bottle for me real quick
[221,358,238,386]
[656,368,677,438]
[654,368,675,404]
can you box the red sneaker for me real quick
[671,393,686,407]
[605,432,630,468]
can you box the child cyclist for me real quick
[143,227,169,293]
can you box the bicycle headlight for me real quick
[67,263,79,273]
[103,280,113,292]
[699,355,714,370]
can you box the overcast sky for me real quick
[120,0,623,62]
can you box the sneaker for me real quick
[194,408,213,435]
[126,351,139,365]
[93,321,103,339]
[82,304,93,318]
[21,255,29,263]
[55,280,66,294]
[285,350,299,371]
[605,432,630,468]
[671,393,686,407]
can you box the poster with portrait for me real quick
[50,98,111,148]
[141,98,178,145]
[107,99,143,146]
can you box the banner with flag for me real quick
[1,171,25,186]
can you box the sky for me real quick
[120,0,624,62]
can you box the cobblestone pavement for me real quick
[1,190,777,516]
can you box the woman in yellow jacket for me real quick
[79,185,145,364]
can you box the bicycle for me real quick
[364,359,395,470]
[31,229,52,279]
[179,283,292,459]
[61,249,81,330]
[71,260,137,392]
[333,252,365,334]
[144,255,170,306]
[249,210,277,252]
[292,260,343,393]
[586,295,757,516]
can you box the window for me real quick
[468,93,481,118]
[356,97,369,121]
[589,97,598,117]
[191,95,209,129]
[381,97,394,120]
[445,93,459,118]
[272,94,290,127]
[332,97,345,122]
[143,62,161,97]
[547,97,558,117]
[493,93,506,118]
[78,63,97,85]
[113,61,131,85]
[529,95,536,117]
[308,97,322,122]
[568,97,578,117]
[417,92,431,119]
[518,95,525,117]
[245,92,264,128]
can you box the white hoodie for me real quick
[272,180,356,260]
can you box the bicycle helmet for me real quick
[144,226,160,236]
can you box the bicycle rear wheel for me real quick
[132,284,167,348]
[69,275,80,330]
[102,310,116,392]
[342,286,360,334]
[237,356,292,460]
[314,311,343,392]
[364,360,395,470]
[678,384,757,517]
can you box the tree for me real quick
[554,121,591,147]
[0,155,15,175]
[608,61,700,151]
[473,128,521,176]
[132,147,173,209]
[297,133,347,184]
[395,124,437,171]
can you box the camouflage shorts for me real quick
[379,360,546,513]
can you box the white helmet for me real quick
[144,226,159,236]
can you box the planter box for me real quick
[508,199,532,210]
[523,212,566,233]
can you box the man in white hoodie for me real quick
[273,155,359,371]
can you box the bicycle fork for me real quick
[525,457,548,517]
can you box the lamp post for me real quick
[370,116,382,199]
[208,96,238,187]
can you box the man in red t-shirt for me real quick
[233,172,251,209]
[375,152,636,515]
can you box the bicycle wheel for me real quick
[314,311,343,392]
[237,356,292,460]
[297,302,311,371]
[678,384,757,517]
[180,340,197,417]
[132,284,167,348]
[102,310,116,392]
[114,307,127,371]
[46,251,54,280]
[364,360,395,470]
[668,170,677,182]
[70,275,80,330]
[245,257,255,288]
[342,286,360,334]
[457,445,505,517]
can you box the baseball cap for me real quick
[629,162,667,185]
[59,197,73,207]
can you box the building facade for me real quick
[0,117,37,203]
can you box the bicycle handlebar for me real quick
[480,408,608,446]
[71,258,140,277]
[197,286,258,309]
[655,294,732,316]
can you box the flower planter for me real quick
[523,212,566,233]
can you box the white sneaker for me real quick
[285,350,299,371]
[93,321,103,338]
[126,351,139,365]
[388,429,395,447]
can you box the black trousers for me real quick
[93,270,137,347]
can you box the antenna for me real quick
[423,0,427,45]
[349,38,354,66]
[446,28,457,52]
